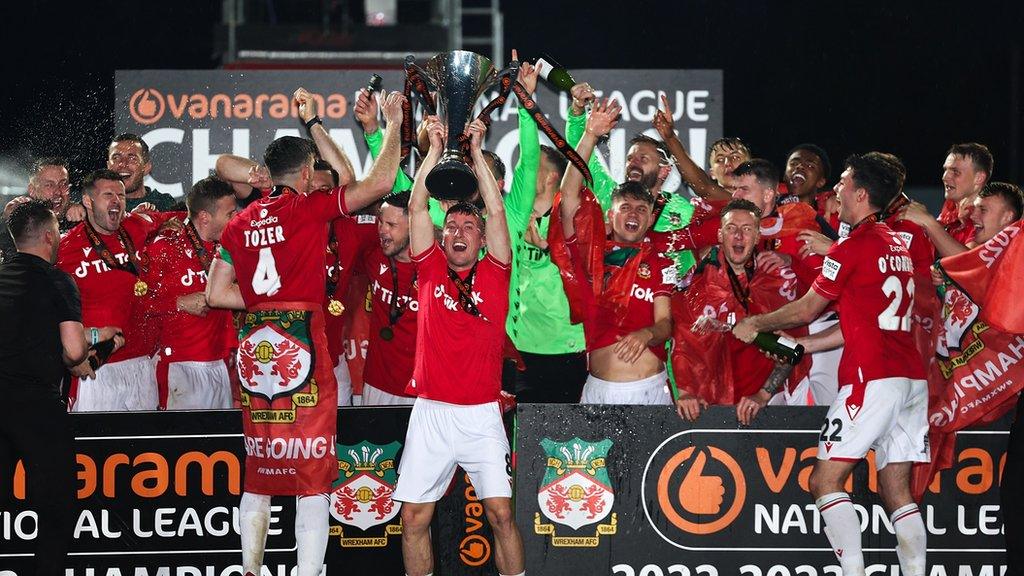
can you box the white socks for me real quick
[816,492,865,576]
[240,492,272,575]
[295,493,331,576]
[891,503,926,576]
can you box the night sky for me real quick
[2,0,1022,193]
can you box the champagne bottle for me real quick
[534,54,577,93]
[752,332,805,366]
[88,338,116,371]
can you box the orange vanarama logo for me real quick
[128,87,348,126]
[647,445,746,537]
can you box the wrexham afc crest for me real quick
[329,441,402,547]
[535,437,617,546]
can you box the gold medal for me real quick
[134,280,149,297]
[327,299,345,316]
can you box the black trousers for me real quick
[1003,394,1024,576]
[0,394,76,576]
[506,351,588,404]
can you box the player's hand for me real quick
[424,116,446,151]
[732,317,758,344]
[820,191,840,222]
[65,202,86,223]
[293,87,317,123]
[70,357,96,380]
[159,217,183,234]
[524,218,548,251]
[675,391,707,422]
[466,118,487,153]
[247,164,272,190]
[585,98,621,139]
[381,91,406,126]
[652,93,676,141]
[131,202,156,214]
[736,389,771,425]
[612,328,652,364]
[514,49,540,96]
[354,88,380,134]
[755,250,792,273]
[797,230,833,257]
[3,195,33,219]
[930,264,945,287]
[896,201,937,227]
[177,292,210,317]
[570,82,596,115]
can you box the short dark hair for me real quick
[186,176,235,218]
[611,180,654,205]
[947,142,994,178]
[844,153,902,211]
[629,133,670,163]
[539,145,568,177]
[709,137,750,160]
[381,190,412,213]
[263,136,317,179]
[732,158,780,188]
[788,143,831,180]
[721,198,763,221]
[481,150,506,181]
[444,201,485,231]
[81,169,125,196]
[30,157,69,178]
[111,133,151,163]
[313,159,340,187]
[863,151,906,192]
[979,181,1024,221]
[8,200,56,247]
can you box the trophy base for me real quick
[426,156,479,201]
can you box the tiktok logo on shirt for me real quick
[433,284,483,312]
[74,252,132,278]
[630,283,655,303]
[180,268,208,286]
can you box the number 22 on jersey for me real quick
[878,275,914,332]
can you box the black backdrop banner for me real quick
[0,405,1009,575]
[515,405,1008,576]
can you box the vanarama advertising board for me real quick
[516,404,1009,576]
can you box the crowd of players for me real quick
[2,56,1023,576]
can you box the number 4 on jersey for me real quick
[252,247,281,296]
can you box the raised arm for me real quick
[898,201,967,257]
[467,119,510,265]
[409,118,445,256]
[294,87,356,186]
[559,97,621,237]
[358,88,415,193]
[504,51,541,223]
[653,94,731,201]
[215,154,269,199]
[343,91,408,212]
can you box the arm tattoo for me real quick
[762,364,794,396]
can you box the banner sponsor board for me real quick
[516,405,1009,576]
[0,407,497,575]
[114,68,723,197]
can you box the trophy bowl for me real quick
[417,50,498,201]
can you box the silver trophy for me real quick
[410,50,499,201]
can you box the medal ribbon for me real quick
[725,256,756,313]
[386,258,417,328]
[447,261,481,318]
[325,224,341,300]
[84,220,142,277]
[182,220,213,271]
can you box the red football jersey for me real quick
[58,214,160,363]
[811,220,926,390]
[323,214,378,362]
[576,243,676,361]
[406,243,510,405]
[358,247,419,397]
[219,187,348,307]
[143,228,234,362]
[759,202,826,289]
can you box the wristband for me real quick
[304,115,323,130]
[90,327,99,345]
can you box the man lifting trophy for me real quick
[404,49,590,200]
